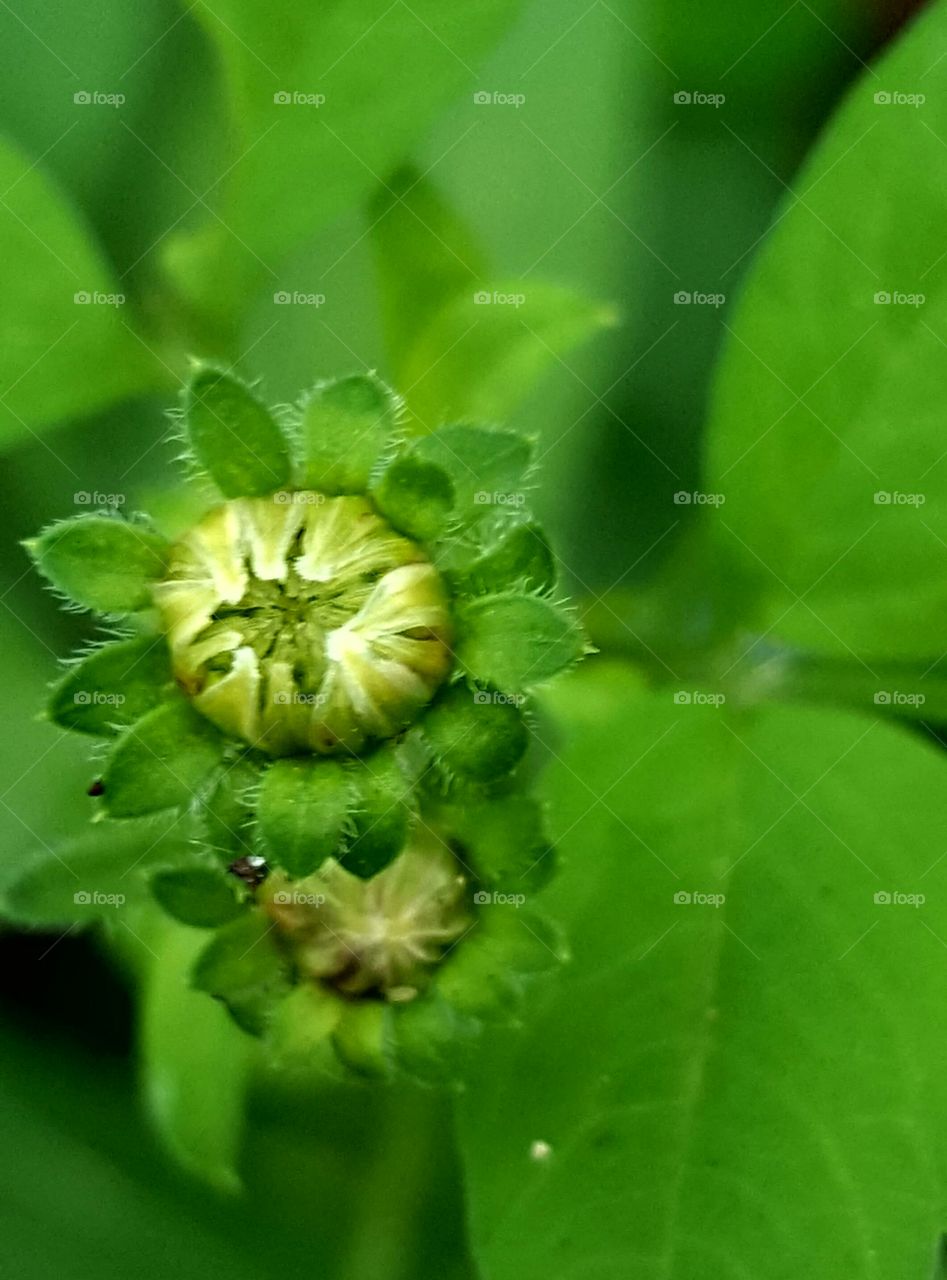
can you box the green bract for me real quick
[28,364,586,1079]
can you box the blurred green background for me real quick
[0,0,922,1275]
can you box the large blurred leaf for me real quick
[0,1036,263,1280]
[0,133,157,445]
[0,1009,474,1279]
[141,915,253,1193]
[403,280,616,429]
[369,168,614,427]
[651,0,876,113]
[0,0,228,278]
[458,663,947,1279]
[370,166,488,382]
[706,0,947,661]
[1,818,195,927]
[166,0,527,324]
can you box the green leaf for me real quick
[422,685,528,783]
[454,593,586,691]
[457,664,947,1279]
[166,0,527,326]
[0,1025,263,1280]
[184,365,290,498]
[150,865,245,928]
[0,132,157,447]
[0,818,196,927]
[192,912,290,1036]
[29,516,168,613]
[256,758,352,877]
[402,280,615,429]
[370,166,488,382]
[48,635,174,736]
[141,915,253,1193]
[103,701,225,819]
[368,167,612,433]
[298,374,400,494]
[706,0,947,661]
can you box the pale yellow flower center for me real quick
[153,493,453,755]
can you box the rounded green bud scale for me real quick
[28,515,168,614]
[153,493,453,755]
[340,744,414,879]
[298,373,399,495]
[421,685,528,782]
[184,365,291,498]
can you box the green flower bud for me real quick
[262,824,470,1001]
[153,494,453,755]
[27,365,589,1083]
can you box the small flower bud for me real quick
[262,825,471,999]
[153,494,453,754]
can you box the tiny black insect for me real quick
[228,855,269,888]
[87,778,105,797]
